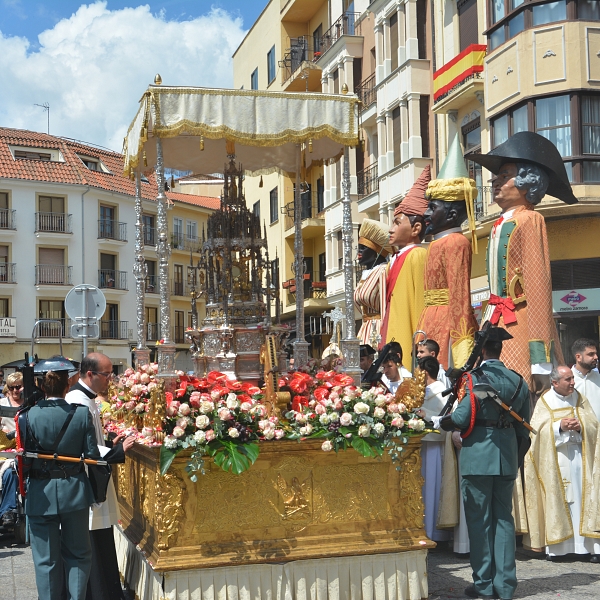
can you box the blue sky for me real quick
[0,1,268,149]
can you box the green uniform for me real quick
[450,360,530,600]
[24,398,100,600]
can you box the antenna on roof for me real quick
[34,102,50,134]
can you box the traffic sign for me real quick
[65,284,106,321]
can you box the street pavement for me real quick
[1,531,599,599]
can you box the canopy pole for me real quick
[133,171,150,368]
[293,144,309,368]
[155,137,177,380]
[341,146,361,385]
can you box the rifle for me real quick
[438,320,492,417]
[21,352,44,408]
[361,340,397,387]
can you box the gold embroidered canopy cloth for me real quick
[123,85,360,176]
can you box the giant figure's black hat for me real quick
[469,131,577,205]
[34,355,77,374]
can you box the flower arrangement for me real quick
[159,371,282,480]
[281,370,429,462]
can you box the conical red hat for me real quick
[394,165,431,217]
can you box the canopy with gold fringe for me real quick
[123,85,360,177]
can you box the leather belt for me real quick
[474,419,513,429]
[29,464,84,479]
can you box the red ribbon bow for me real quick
[488,294,517,325]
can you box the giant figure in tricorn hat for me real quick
[469,131,577,393]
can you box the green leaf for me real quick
[238,442,260,465]
[209,440,252,474]
[351,436,379,458]
[159,445,181,475]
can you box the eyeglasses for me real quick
[8,385,23,391]
[92,371,113,378]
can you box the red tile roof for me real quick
[0,127,219,211]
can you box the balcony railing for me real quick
[174,325,186,344]
[36,319,68,338]
[283,192,325,231]
[280,36,316,83]
[144,227,156,246]
[35,264,72,285]
[355,72,376,108]
[147,322,160,341]
[0,208,16,230]
[98,220,127,242]
[145,275,158,293]
[474,186,494,221]
[433,44,487,104]
[98,269,128,290]
[172,279,188,297]
[171,233,201,253]
[0,263,16,283]
[357,163,379,197]
[100,320,129,340]
[283,271,327,302]
[319,12,360,57]
[35,212,72,234]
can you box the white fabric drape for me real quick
[123,86,359,177]
[115,527,428,600]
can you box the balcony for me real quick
[474,186,494,222]
[35,264,72,286]
[98,220,127,242]
[433,44,487,113]
[279,36,323,91]
[357,163,378,197]
[283,191,325,236]
[283,272,327,305]
[36,319,68,339]
[172,279,189,297]
[0,263,16,284]
[355,73,376,109]
[147,322,160,341]
[318,12,360,59]
[171,233,201,253]
[174,325,185,344]
[145,275,158,293]
[144,227,156,246]
[98,269,128,290]
[0,208,16,230]
[100,320,129,340]
[35,212,72,234]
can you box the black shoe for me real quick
[590,554,599,563]
[464,584,495,599]
[1,511,16,526]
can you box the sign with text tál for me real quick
[553,288,600,314]
[0,318,16,337]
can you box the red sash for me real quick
[379,246,417,346]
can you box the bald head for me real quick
[80,352,113,393]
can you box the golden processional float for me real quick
[118,79,432,600]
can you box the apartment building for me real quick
[431,0,600,360]
[233,0,432,352]
[0,128,218,371]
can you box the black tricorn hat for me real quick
[469,131,578,205]
[484,326,513,343]
[34,355,77,374]
[360,344,376,358]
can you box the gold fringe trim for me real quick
[424,288,449,307]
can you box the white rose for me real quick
[199,400,214,414]
[195,415,210,429]
[329,412,340,422]
[358,424,371,437]
[228,427,240,438]
[339,412,353,426]
[321,440,333,452]
[354,402,370,415]
[194,430,206,444]
[373,407,386,419]
[299,424,313,436]
[373,423,385,436]
[408,418,425,432]
[319,414,330,425]
[178,403,191,416]
[375,395,387,407]
[226,394,239,409]
[263,429,275,440]
[172,426,186,438]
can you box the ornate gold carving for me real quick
[273,474,311,521]
[397,446,424,528]
[155,470,186,550]
[395,368,426,411]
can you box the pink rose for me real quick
[334,399,344,410]
[274,429,285,439]
[218,407,232,421]
[189,391,201,407]
[205,429,216,442]
[178,403,191,416]
[172,426,185,438]
[391,416,404,428]
[140,373,150,384]
[340,412,353,426]
[315,404,326,415]
[240,401,252,412]
[125,400,136,411]
[388,403,399,414]
[166,405,178,417]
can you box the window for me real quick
[390,11,399,72]
[267,46,276,84]
[0,192,8,229]
[271,258,279,288]
[146,260,157,293]
[317,177,325,213]
[0,245,8,283]
[39,299,66,336]
[459,0,479,51]
[174,264,184,296]
[579,0,600,19]
[420,96,430,158]
[101,303,120,339]
[173,217,184,249]
[100,253,116,288]
[143,214,155,245]
[337,230,343,270]
[251,68,258,90]
[463,118,484,211]
[145,306,158,340]
[37,195,67,233]
[37,248,67,284]
[551,258,600,290]
[0,192,7,209]
[392,106,401,167]
[490,93,600,183]
[318,253,326,281]
[253,201,260,221]
[332,69,339,94]
[313,24,323,55]
[0,298,8,318]
[14,150,51,161]
[186,219,197,242]
[99,205,115,239]
[269,187,278,224]
[532,0,566,26]
[175,310,185,343]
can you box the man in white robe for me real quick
[524,365,600,562]
[571,338,600,421]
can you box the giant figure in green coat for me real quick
[435,326,530,600]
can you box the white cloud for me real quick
[0,1,246,150]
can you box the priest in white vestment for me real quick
[524,365,600,562]
[571,338,600,421]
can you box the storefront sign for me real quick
[471,289,490,305]
[0,318,16,337]
[553,288,600,313]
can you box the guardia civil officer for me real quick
[433,327,530,600]
[23,364,100,600]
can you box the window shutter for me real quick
[458,0,478,52]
